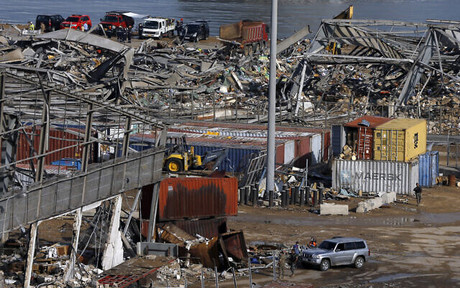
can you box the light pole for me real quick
[267,0,278,207]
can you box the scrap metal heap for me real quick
[284,19,460,134]
[1,20,460,135]
[0,17,459,286]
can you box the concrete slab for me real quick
[320,203,349,216]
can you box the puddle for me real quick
[231,211,460,227]
[370,273,415,283]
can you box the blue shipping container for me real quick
[188,144,262,173]
[418,151,439,187]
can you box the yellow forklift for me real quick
[163,135,202,172]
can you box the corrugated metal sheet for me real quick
[418,151,439,187]
[332,159,419,195]
[344,116,392,128]
[141,217,228,240]
[311,134,322,164]
[374,118,427,162]
[332,125,345,157]
[220,231,248,262]
[190,144,262,172]
[275,142,284,166]
[323,131,330,162]
[17,127,85,165]
[156,177,238,220]
[171,217,228,239]
[284,140,295,164]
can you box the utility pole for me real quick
[267,0,278,207]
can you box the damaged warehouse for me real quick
[0,13,459,288]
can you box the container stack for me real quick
[332,117,438,195]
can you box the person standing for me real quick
[83,22,88,32]
[278,250,286,280]
[289,249,298,276]
[293,241,300,255]
[414,183,422,206]
[28,21,35,31]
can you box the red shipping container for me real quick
[16,127,85,165]
[142,177,238,222]
[344,116,391,160]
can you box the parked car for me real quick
[183,21,209,42]
[60,14,92,30]
[35,15,64,32]
[301,237,370,271]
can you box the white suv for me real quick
[301,237,370,271]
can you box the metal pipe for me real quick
[267,0,278,207]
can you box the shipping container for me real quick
[373,118,426,162]
[141,177,238,221]
[168,122,326,167]
[343,116,392,160]
[17,127,87,165]
[332,159,419,195]
[418,151,439,187]
[189,144,263,172]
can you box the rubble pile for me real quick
[2,21,460,133]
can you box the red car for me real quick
[60,14,92,30]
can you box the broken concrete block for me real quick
[381,192,396,204]
[356,195,389,213]
[320,203,348,216]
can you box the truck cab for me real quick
[140,17,175,39]
[99,11,134,38]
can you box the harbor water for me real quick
[0,0,459,38]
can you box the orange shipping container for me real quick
[145,177,239,221]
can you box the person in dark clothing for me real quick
[127,25,132,43]
[289,249,298,276]
[414,183,422,205]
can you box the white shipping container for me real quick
[332,159,419,195]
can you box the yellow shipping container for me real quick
[373,118,426,162]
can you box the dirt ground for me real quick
[222,184,460,288]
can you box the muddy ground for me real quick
[222,185,460,288]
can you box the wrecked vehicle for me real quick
[98,11,134,38]
[301,237,370,271]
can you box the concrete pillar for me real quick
[102,195,124,270]
[251,185,258,207]
[24,222,39,288]
[244,186,250,205]
[65,209,82,282]
[294,186,299,205]
[299,187,305,207]
[319,187,324,204]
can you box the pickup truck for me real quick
[98,11,134,38]
[219,20,268,55]
[140,17,176,39]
